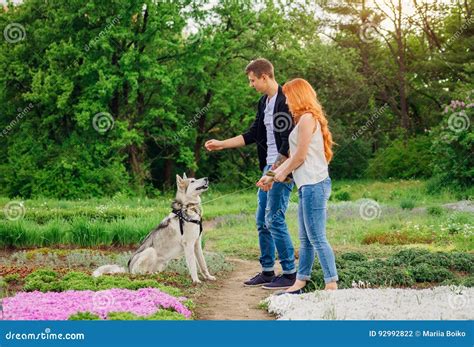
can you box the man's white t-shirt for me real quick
[263,93,279,165]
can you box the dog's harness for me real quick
[171,201,203,236]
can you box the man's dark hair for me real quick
[245,58,274,79]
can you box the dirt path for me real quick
[194,258,275,320]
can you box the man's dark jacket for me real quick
[242,85,294,171]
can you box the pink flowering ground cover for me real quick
[3,287,192,320]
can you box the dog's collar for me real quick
[171,200,201,214]
[171,200,203,236]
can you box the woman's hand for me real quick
[272,171,288,183]
[256,175,274,191]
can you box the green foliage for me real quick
[23,269,182,297]
[108,310,186,320]
[3,274,21,283]
[400,199,416,210]
[68,312,101,320]
[307,249,473,290]
[427,206,444,216]
[333,191,351,202]
[429,99,473,190]
[330,136,372,180]
[410,264,454,283]
[367,136,434,179]
[23,269,60,292]
[339,252,367,262]
[68,309,186,320]
[0,0,469,197]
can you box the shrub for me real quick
[329,128,372,180]
[68,310,187,321]
[362,230,434,245]
[410,264,454,282]
[23,269,61,292]
[367,135,434,179]
[23,269,182,297]
[400,199,416,210]
[427,206,444,216]
[3,274,20,283]
[388,249,434,266]
[450,253,474,273]
[340,252,367,262]
[307,250,471,290]
[108,309,186,320]
[461,276,474,287]
[334,191,351,201]
[68,312,100,320]
[429,104,473,189]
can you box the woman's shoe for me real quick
[276,288,303,295]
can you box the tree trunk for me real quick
[128,144,145,188]
[396,0,409,134]
[163,158,174,186]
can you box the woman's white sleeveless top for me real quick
[289,120,329,188]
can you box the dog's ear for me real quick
[176,174,186,191]
[176,174,183,187]
[183,172,187,179]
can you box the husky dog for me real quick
[93,174,215,283]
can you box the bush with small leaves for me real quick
[410,264,454,283]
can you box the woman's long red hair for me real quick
[282,78,334,163]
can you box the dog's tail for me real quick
[92,264,127,277]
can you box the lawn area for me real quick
[1,179,472,253]
[1,179,472,319]
[205,179,473,260]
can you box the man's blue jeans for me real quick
[256,164,296,274]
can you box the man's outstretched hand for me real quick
[205,139,225,151]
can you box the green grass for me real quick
[0,179,472,250]
[330,179,473,205]
[205,209,473,260]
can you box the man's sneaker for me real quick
[262,274,296,290]
[243,272,275,287]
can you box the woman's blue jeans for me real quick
[297,177,338,284]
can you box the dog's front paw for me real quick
[205,275,216,281]
[192,279,202,284]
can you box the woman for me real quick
[257,78,338,293]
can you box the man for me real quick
[204,58,296,290]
